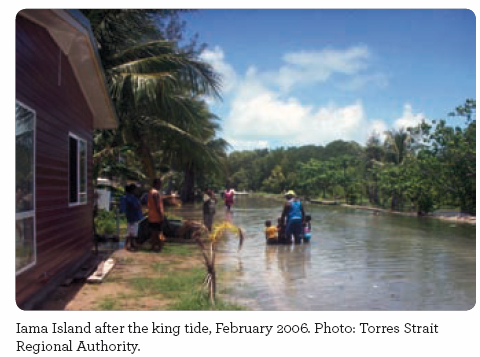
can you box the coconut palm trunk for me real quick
[182,163,196,203]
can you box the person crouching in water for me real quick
[303,215,312,242]
[277,216,286,244]
[281,190,305,244]
[265,220,278,244]
[124,183,143,251]
[148,178,165,252]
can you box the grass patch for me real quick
[162,243,196,256]
[151,260,180,272]
[97,296,122,310]
[129,267,205,298]
[168,291,245,311]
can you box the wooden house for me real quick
[16,9,117,309]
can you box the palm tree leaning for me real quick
[83,10,223,183]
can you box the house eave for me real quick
[18,9,118,129]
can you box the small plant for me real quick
[193,221,244,305]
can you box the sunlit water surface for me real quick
[168,196,475,310]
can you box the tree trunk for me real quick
[181,163,196,203]
[125,123,155,182]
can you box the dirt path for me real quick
[37,244,205,311]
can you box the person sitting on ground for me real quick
[265,220,278,244]
[124,183,143,251]
[303,215,312,242]
[148,178,165,252]
[281,190,305,244]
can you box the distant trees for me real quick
[227,100,476,215]
[409,99,476,214]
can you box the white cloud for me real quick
[224,138,269,151]
[263,45,374,91]
[337,72,389,91]
[225,75,379,147]
[226,75,307,137]
[393,104,425,129]
[200,46,237,93]
[202,45,410,150]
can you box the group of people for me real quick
[265,190,312,245]
[122,182,311,250]
[121,181,235,252]
[202,187,235,231]
[121,178,166,252]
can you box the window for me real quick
[16,101,36,274]
[69,133,87,205]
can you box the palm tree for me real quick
[383,128,412,165]
[92,129,146,184]
[82,10,223,182]
[158,98,230,201]
[365,134,385,205]
[382,128,413,210]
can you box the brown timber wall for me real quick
[16,15,95,309]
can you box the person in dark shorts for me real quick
[281,190,305,244]
[147,178,165,252]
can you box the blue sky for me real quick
[180,9,476,151]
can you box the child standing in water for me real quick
[265,220,278,244]
[303,215,312,242]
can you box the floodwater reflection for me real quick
[168,196,476,310]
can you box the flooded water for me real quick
[168,196,476,311]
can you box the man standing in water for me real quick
[203,188,217,232]
[281,190,305,244]
[148,178,165,252]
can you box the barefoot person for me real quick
[148,178,165,252]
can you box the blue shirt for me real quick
[287,200,303,222]
[125,193,143,223]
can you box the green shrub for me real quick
[95,209,125,235]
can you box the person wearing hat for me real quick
[280,190,305,244]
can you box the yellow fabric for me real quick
[265,226,278,239]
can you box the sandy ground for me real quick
[37,244,205,311]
